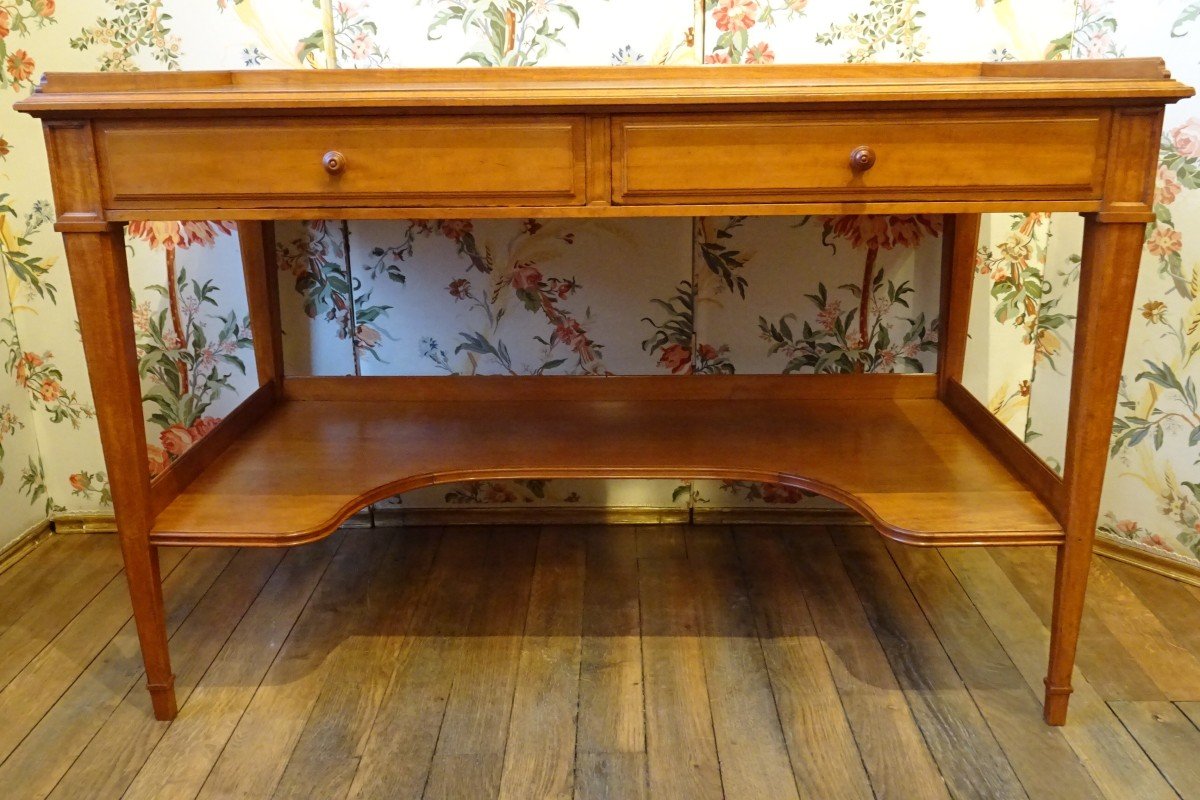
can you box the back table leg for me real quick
[936,213,981,399]
[63,225,177,720]
[1043,216,1146,725]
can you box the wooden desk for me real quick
[17,60,1193,725]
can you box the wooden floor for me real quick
[2,526,1200,799]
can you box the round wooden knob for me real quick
[849,145,876,171]
[322,150,347,175]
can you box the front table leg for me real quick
[1043,215,1145,725]
[63,225,177,720]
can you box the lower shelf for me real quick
[149,393,1063,548]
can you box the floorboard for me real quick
[1110,700,1200,798]
[734,528,873,800]
[686,527,800,800]
[0,536,124,690]
[0,546,191,768]
[121,534,344,800]
[943,548,1178,800]
[498,528,586,800]
[788,529,951,800]
[347,529,492,800]
[1,526,1197,800]
[44,548,279,800]
[834,528,1026,800]
[639,542,723,800]
[884,541,1103,800]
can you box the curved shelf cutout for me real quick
[150,394,1063,549]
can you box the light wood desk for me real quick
[16,60,1193,724]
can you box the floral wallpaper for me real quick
[1,0,1199,574]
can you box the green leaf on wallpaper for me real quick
[1183,481,1200,502]
[460,51,494,67]
[221,355,247,374]
[1172,3,1200,37]
[1189,427,1200,448]
[1045,32,1071,61]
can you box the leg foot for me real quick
[148,675,178,721]
[121,541,177,721]
[1042,680,1072,726]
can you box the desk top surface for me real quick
[15,59,1194,116]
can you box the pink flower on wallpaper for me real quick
[350,31,373,61]
[657,343,691,374]
[1169,117,1200,157]
[147,445,170,478]
[439,219,473,241]
[1140,534,1174,552]
[6,49,34,85]
[1146,225,1183,258]
[39,379,62,402]
[1155,166,1182,206]
[555,318,596,363]
[1114,519,1140,535]
[759,483,810,503]
[511,262,543,291]
[547,278,576,299]
[816,300,842,332]
[705,52,732,64]
[448,278,471,300]
[1083,31,1114,59]
[745,43,775,64]
[159,416,221,458]
[823,214,941,251]
[355,325,381,350]
[127,220,236,250]
[713,0,759,33]
[0,10,11,39]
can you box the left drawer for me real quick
[96,116,588,209]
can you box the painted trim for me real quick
[0,518,54,576]
[52,513,118,534]
[1094,537,1200,589]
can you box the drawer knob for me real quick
[849,145,876,171]
[322,150,347,175]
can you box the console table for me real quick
[17,60,1192,725]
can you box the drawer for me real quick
[97,116,588,208]
[612,112,1108,204]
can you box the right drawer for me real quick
[611,111,1109,204]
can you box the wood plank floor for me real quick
[1,524,1199,799]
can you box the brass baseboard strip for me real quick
[372,505,690,527]
[0,518,54,576]
[42,508,1200,588]
[1094,536,1200,589]
[52,513,118,534]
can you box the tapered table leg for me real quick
[1043,216,1145,725]
[64,225,177,720]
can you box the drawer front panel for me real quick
[99,117,588,207]
[612,112,1107,204]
